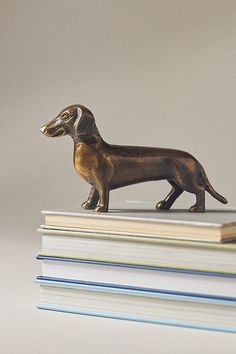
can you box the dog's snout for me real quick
[40,125,47,134]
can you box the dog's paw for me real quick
[156,201,170,211]
[189,204,205,213]
[81,201,95,210]
[94,204,108,213]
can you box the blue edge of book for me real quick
[36,256,236,333]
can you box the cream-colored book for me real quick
[42,201,236,243]
[38,226,236,274]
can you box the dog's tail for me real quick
[200,165,228,204]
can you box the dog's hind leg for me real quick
[81,187,99,210]
[189,189,205,212]
[156,181,183,211]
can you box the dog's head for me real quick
[40,104,97,140]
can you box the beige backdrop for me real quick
[1,1,236,353]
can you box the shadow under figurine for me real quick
[40,104,228,213]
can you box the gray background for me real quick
[1,0,236,353]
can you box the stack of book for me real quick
[36,202,236,332]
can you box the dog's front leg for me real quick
[81,187,99,210]
[94,187,110,212]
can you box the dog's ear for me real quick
[75,106,96,135]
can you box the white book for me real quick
[37,278,236,333]
[38,256,236,299]
[41,202,236,243]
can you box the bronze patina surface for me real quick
[40,104,228,212]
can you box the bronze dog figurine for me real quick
[40,104,228,212]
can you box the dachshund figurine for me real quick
[40,104,228,212]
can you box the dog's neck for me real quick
[72,123,104,146]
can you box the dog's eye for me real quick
[62,114,72,122]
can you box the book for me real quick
[36,277,236,333]
[41,202,236,243]
[38,225,236,274]
[37,255,236,298]
[37,202,236,332]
